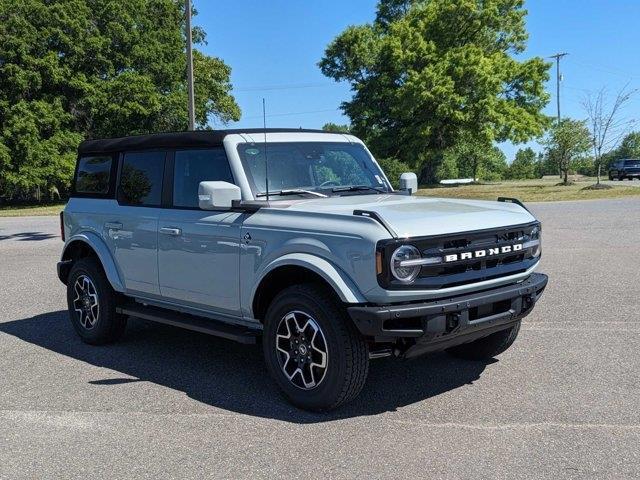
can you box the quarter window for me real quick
[118,151,165,206]
[75,155,113,194]
[173,149,234,208]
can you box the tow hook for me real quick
[446,313,461,333]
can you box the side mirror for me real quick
[198,181,241,210]
[399,172,418,195]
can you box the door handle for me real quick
[105,222,123,230]
[160,227,182,236]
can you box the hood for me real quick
[279,194,537,238]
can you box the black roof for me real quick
[78,128,331,155]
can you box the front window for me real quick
[237,142,390,198]
[173,148,234,208]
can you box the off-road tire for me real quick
[446,321,521,360]
[262,284,369,411]
[66,257,127,345]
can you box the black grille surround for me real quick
[377,222,541,290]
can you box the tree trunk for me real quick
[596,162,601,185]
[563,168,569,185]
[418,150,445,185]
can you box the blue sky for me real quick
[195,0,640,162]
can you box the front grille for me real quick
[377,222,540,290]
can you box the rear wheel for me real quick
[446,321,521,360]
[262,284,369,411]
[66,258,127,345]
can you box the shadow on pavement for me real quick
[0,310,492,423]
[0,231,57,241]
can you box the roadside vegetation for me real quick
[1,0,637,209]
[0,202,65,217]
[417,178,640,202]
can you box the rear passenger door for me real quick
[157,148,243,316]
[105,150,166,296]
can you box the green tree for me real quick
[506,147,537,179]
[442,138,506,182]
[0,0,240,201]
[377,157,412,187]
[319,0,550,183]
[614,131,640,160]
[322,123,351,133]
[542,119,591,185]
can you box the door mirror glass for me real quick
[399,172,418,194]
[198,181,241,210]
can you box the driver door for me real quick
[157,148,243,316]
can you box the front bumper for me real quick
[348,273,547,357]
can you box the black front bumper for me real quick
[348,273,548,358]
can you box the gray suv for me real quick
[57,129,547,411]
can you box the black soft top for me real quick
[78,128,330,155]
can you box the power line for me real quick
[241,108,340,120]
[571,60,636,80]
[235,82,336,92]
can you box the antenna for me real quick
[262,98,269,202]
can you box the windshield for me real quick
[236,142,391,198]
[624,160,640,167]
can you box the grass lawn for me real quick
[0,178,638,217]
[0,202,66,217]
[417,178,640,202]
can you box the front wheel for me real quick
[66,258,127,345]
[262,284,369,411]
[446,321,521,360]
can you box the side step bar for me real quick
[116,304,260,344]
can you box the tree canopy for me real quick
[319,0,551,182]
[506,147,538,179]
[542,119,591,185]
[440,136,507,182]
[614,131,640,159]
[0,0,240,200]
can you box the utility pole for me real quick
[185,0,195,130]
[549,52,568,124]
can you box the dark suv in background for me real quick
[609,159,640,180]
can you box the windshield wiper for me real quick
[331,185,386,194]
[256,189,328,198]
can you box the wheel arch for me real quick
[251,253,366,321]
[60,233,125,292]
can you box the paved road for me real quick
[1,199,639,479]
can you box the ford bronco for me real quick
[57,129,547,411]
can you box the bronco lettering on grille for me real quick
[444,243,523,263]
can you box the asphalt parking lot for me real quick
[1,198,639,479]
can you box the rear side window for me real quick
[624,160,640,167]
[75,156,112,194]
[173,148,234,208]
[118,151,165,206]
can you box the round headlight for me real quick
[530,226,542,258]
[390,245,421,283]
